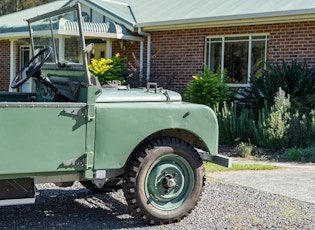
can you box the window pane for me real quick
[224,41,248,84]
[20,46,30,68]
[210,37,222,42]
[225,36,248,41]
[251,40,266,77]
[209,42,222,72]
[205,35,268,85]
[252,35,267,40]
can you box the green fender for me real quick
[93,102,218,169]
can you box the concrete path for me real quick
[207,159,315,204]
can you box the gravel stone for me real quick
[0,180,314,229]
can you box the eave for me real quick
[136,13,315,32]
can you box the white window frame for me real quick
[205,34,269,87]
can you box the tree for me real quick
[0,0,55,16]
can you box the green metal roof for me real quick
[70,0,315,31]
[116,0,315,28]
[80,0,136,28]
[1,0,315,37]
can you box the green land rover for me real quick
[0,3,230,224]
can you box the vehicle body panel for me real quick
[94,100,218,169]
[0,102,86,178]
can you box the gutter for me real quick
[138,27,151,83]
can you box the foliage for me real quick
[238,60,315,112]
[235,141,254,158]
[0,0,55,16]
[88,53,127,85]
[264,88,291,149]
[125,52,143,88]
[284,148,302,161]
[288,110,315,148]
[215,102,255,145]
[221,59,315,154]
[217,89,315,152]
[282,146,315,163]
[204,162,279,172]
[182,66,233,108]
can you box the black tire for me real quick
[80,178,122,193]
[123,136,205,224]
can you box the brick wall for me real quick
[1,21,314,92]
[0,40,10,91]
[114,21,315,91]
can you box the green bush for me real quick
[215,102,255,145]
[283,147,315,162]
[235,141,254,158]
[287,148,302,161]
[288,110,315,148]
[182,66,233,108]
[252,88,315,150]
[88,53,127,85]
[264,88,291,149]
[217,89,315,151]
[238,60,315,112]
[300,147,315,162]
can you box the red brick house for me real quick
[1,0,315,92]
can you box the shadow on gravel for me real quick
[1,181,315,229]
[0,186,148,229]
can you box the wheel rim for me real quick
[144,154,194,211]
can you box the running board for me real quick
[0,197,36,206]
[0,178,36,206]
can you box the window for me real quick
[205,35,269,86]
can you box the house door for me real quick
[20,46,33,92]
[88,43,107,61]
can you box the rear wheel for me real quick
[123,137,205,224]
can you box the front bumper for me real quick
[197,149,232,168]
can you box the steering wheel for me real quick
[11,46,52,89]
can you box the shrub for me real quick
[125,52,144,88]
[218,88,315,151]
[182,65,233,108]
[288,111,314,148]
[88,53,127,85]
[300,146,315,162]
[238,60,315,112]
[264,88,291,149]
[285,148,302,161]
[283,147,315,162]
[215,102,255,145]
[235,141,254,158]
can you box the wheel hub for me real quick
[144,154,195,211]
[163,173,177,189]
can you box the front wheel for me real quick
[123,137,205,224]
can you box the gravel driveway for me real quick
[0,163,314,229]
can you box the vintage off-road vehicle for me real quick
[0,3,230,224]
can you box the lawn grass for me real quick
[204,162,280,173]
